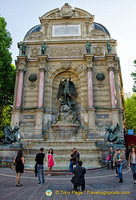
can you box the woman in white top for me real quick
[128,147,136,184]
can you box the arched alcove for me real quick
[52,71,81,116]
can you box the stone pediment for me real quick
[40,3,94,21]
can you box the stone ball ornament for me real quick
[96,73,105,81]
[28,74,37,82]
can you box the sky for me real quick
[0,0,136,93]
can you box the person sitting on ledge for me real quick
[71,160,86,191]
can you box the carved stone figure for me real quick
[86,41,91,54]
[104,123,124,144]
[2,125,22,145]
[41,43,47,55]
[57,73,78,108]
[107,42,112,54]
[21,43,26,56]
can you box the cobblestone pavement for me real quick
[0,167,135,200]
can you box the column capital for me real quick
[87,66,93,72]
[39,67,46,72]
[84,54,94,62]
[38,55,48,71]
[108,66,114,72]
[38,55,48,62]
[16,56,28,70]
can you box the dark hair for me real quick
[17,150,23,157]
[40,147,44,152]
[48,148,53,154]
[16,150,23,163]
[78,161,82,166]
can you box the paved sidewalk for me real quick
[0,167,135,200]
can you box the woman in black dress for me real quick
[13,150,24,187]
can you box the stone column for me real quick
[15,56,27,108]
[35,55,48,138]
[11,56,27,128]
[87,67,93,108]
[37,55,48,108]
[85,55,94,108]
[107,55,119,126]
[84,55,96,131]
[16,69,24,108]
[38,68,45,108]
[109,67,117,108]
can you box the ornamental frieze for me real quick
[49,46,84,57]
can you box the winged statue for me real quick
[57,73,78,108]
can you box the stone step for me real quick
[22,140,99,148]
[23,149,101,156]
[24,158,101,170]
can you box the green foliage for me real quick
[125,94,136,129]
[131,60,136,92]
[0,17,15,138]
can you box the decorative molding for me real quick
[93,46,105,56]
[90,29,110,39]
[30,48,40,57]
[60,3,73,18]
[61,61,72,70]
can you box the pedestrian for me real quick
[113,149,118,177]
[71,160,86,191]
[13,150,24,187]
[47,148,54,176]
[128,147,136,184]
[114,149,124,183]
[70,148,80,166]
[108,146,115,169]
[35,147,45,185]
[69,148,76,175]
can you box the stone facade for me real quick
[11,3,124,142]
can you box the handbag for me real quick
[107,155,110,161]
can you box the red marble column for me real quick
[109,68,116,107]
[88,68,93,108]
[16,69,24,108]
[38,69,45,108]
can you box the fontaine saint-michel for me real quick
[11,3,124,169]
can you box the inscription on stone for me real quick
[52,25,81,37]
[23,115,35,119]
[96,114,109,119]
[49,46,83,57]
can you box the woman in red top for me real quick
[47,148,54,176]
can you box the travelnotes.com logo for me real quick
[45,189,53,197]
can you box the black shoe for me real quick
[119,179,123,183]
[16,184,21,187]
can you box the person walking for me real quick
[35,147,45,185]
[108,146,115,169]
[71,161,86,191]
[114,149,124,183]
[113,149,118,177]
[13,150,24,187]
[69,148,76,175]
[47,148,54,176]
[128,147,136,184]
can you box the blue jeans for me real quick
[130,163,136,180]
[69,160,74,173]
[37,164,45,184]
[117,164,123,180]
